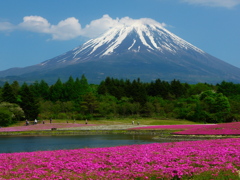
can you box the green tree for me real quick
[49,79,64,102]
[148,96,166,117]
[11,81,20,96]
[1,82,16,103]
[38,80,49,100]
[142,102,155,116]
[147,79,170,99]
[79,75,91,91]
[214,93,231,122]
[200,90,230,123]
[97,81,108,95]
[217,81,240,97]
[0,107,12,126]
[0,102,24,121]
[19,83,39,120]
[63,76,75,101]
[98,95,118,117]
[80,92,98,114]
[170,79,187,99]
[188,83,213,96]
[130,79,147,105]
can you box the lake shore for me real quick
[1,124,239,142]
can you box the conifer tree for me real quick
[49,78,64,102]
[79,74,91,93]
[1,82,16,103]
[130,79,147,105]
[63,76,75,101]
[38,80,49,100]
[19,83,39,120]
[11,81,20,97]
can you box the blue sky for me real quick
[0,0,240,71]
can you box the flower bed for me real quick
[129,124,214,130]
[130,122,240,135]
[0,123,91,132]
[0,138,239,179]
[174,122,240,135]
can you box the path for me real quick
[59,124,148,130]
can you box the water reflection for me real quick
[0,134,160,153]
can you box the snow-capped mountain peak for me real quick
[69,18,204,61]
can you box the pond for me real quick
[0,134,164,153]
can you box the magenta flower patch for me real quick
[175,122,240,135]
[130,122,240,135]
[0,138,239,179]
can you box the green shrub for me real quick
[74,113,84,120]
[57,113,68,119]
[0,108,13,127]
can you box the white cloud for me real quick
[82,15,167,38]
[81,14,119,38]
[50,17,82,40]
[19,16,51,33]
[181,0,240,8]
[18,16,81,40]
[0,15,167,40]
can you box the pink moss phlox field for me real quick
[129,124,212,130]
[0,123,93,132]
[130,122,240,135]
[0,138,239,179]
[175,122,240,135]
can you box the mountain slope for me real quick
[1,18,240,84]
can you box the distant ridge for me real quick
[1,18,240,84]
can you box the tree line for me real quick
[0,75,239,126]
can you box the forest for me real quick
[0,74,240,126]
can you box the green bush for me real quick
[0,108,13,127]
[57,113,68,119]
[73,113,84,120]
[0,102,24,121]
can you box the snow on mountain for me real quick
[40,18,205,66]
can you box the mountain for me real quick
[1,18,240,84]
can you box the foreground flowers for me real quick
[0,138,239,179]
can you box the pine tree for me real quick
[19,83,39,120]
[79,74,91,95]
[49,79,64,102]
[38,80,49,100]
[11,81,20,97]
[1,82,16,103]
[130,79,147,105]
[63,76,75,101]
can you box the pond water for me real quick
[0,134,163,153]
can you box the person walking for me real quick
[26,120,29,126]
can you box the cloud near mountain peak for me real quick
[0,15,167,41]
